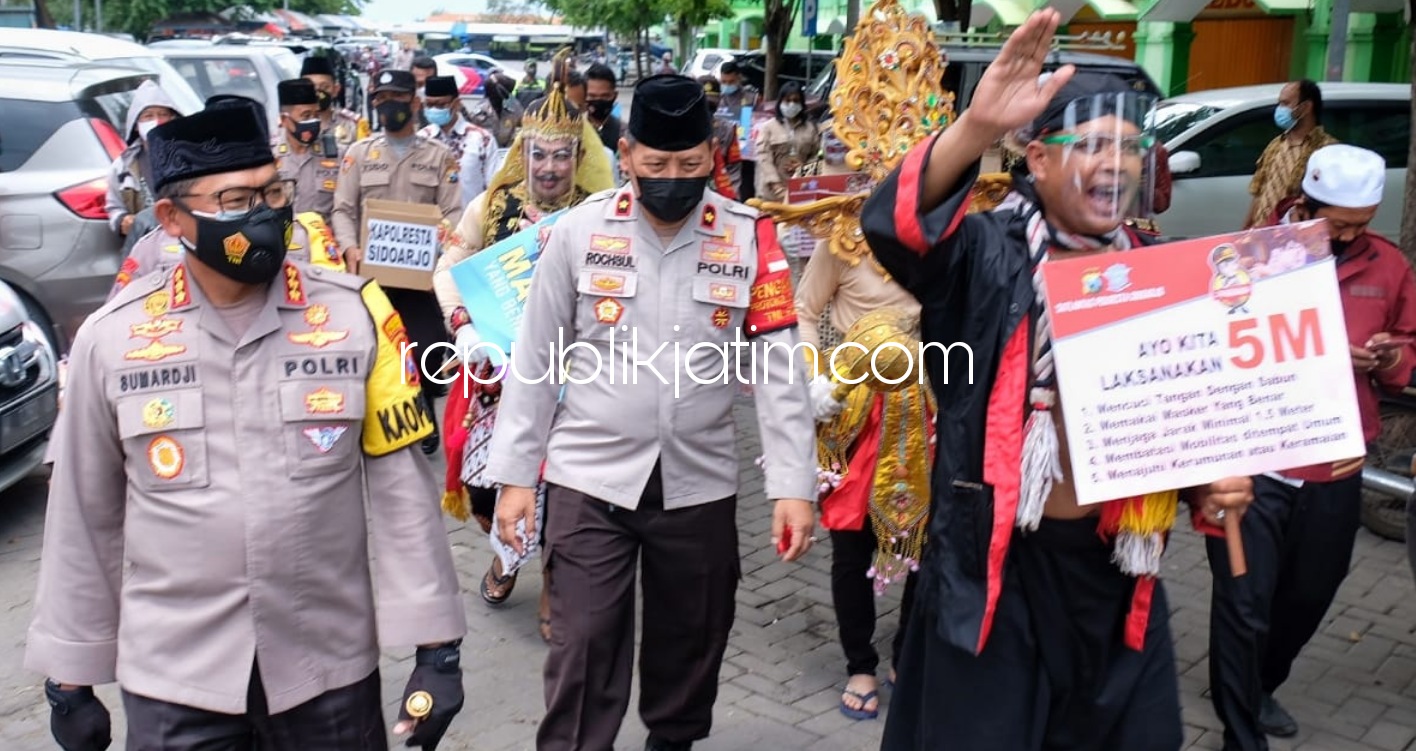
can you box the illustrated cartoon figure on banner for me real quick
[1209,243,1253,314]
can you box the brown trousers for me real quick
[537,465,740,750]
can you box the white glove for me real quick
[809,374,844,424]
[456,324,490,367]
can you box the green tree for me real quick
[45,0,364,39]
[663,0,731,63]
[542,0,665,79]
[761,0,797,100]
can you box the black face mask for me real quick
[587,99,614,121]
[316,91,333,112]
[1330,238,1353,255]
[637,176,709,223]
[181,204,293,285]
[291,118,321,145]
[377,100,414,131]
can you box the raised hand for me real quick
[964,9,1076,138]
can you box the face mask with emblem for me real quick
[179,203,294,284]
[587,99,614,121]
[317,91,334,112]
[377,100,414,131]
[291,118,322,145]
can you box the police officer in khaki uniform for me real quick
[273,78,343,223]
[333,69,462,436]
[27,100,465,751]
[302,55,369,147]
[487,74,818,751]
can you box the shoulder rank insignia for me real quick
[284,263,306,305]
[701,204,717,231]
[615,193,632,217]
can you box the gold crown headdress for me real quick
[749,0,955,273]
[519,47,584,141]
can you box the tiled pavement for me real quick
[0,399,1412,749]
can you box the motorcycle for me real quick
[1360,373,1416,542]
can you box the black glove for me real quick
[45,680,111,751]
[397,642,464,750]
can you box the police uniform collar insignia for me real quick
[612,191,634,219]
[282,262,307,307]
[169,264,193,310]
[700,203,717,231]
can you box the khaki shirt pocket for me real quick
[576,269,638,339]
[359,168,392,190]
[409,167,441,191]
[116,389,211,491]
[278,380,366,478]
[688,277,750,336]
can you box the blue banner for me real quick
[447,211,565,365]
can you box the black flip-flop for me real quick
[480,562,518,605]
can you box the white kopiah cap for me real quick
[1302,144,1386,209]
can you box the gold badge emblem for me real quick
[593,297,624,325]
[130,318,183,340]
[124,340,187,362]
[709,283,738,303]
[288,304,350,349]
[591,273,624,293]
[712,306,731,329]
[143,291,171,318]
[305,387,345,414]
[224,233,251,265]
[147,436,185,480]
[142,398,174,429]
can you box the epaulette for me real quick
[583,187,620,204]
[90,264,171,323]
[293,261,367,293]
[721,199,760,219]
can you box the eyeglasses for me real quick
[178,179,296,215]
[1041,133,1156,157]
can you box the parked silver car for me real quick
[1156,82,1409,239]
[0,28,203,114]
[0,279,59,494]
[159,43,303,131]
[0,60,152,354]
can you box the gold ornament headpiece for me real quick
[520,47,584,142]
[748,0,956,274]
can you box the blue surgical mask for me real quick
[721,84,739,95]
[426,107,453,127]
[1274,105,1296,131]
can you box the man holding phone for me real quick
[1203,144,1416,750]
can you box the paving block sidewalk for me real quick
[0,398,1412,749]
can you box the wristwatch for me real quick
[415,639,463,673]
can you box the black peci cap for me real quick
[148,103,274,193]
[629,74,712,151]
[300,55,336,78]
[278,78,319,107]
[424,75,459,99]
[370,69,417,95]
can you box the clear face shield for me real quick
[524,136,579,205]
[1018,90,1160,235]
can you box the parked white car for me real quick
[680,48,744,80]
[1156,82,1409,240]
[158,43,303,132]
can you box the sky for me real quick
[359,0,490,25]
